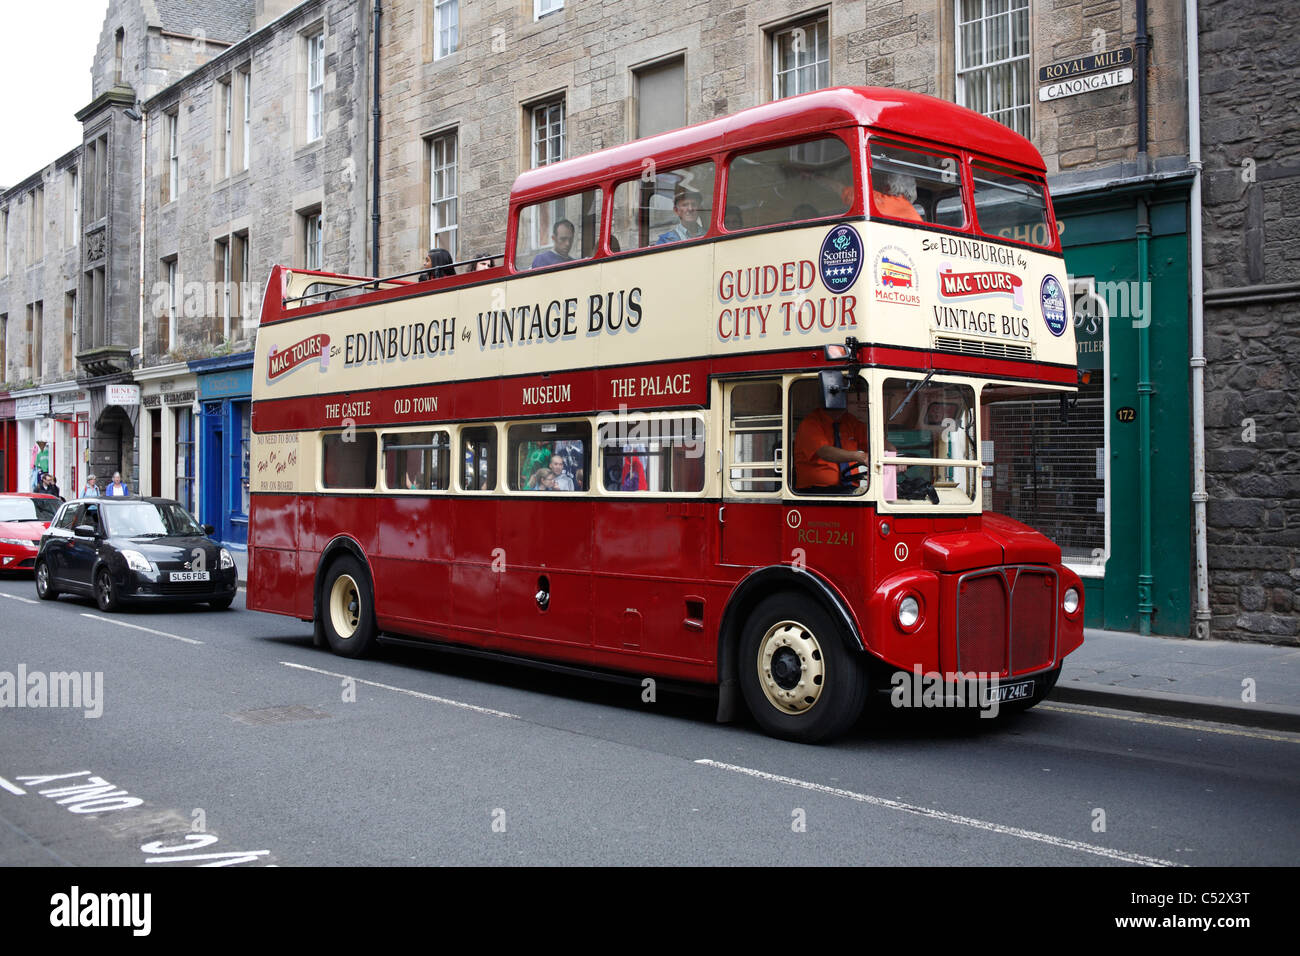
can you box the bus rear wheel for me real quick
[321,555,378,658]
[739,593,867,743]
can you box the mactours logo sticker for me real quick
[819,224,863,294]
[871,245,920,307]
[267,333,331,381]
[1040,275,1068,336]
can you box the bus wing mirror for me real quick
[820,370,849,410]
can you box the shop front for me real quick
[191,353,254,548]
[0,394,15,492]
[136,362,199,510]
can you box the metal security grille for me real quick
[984,383,1105,565]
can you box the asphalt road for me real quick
[1,575,1296,868]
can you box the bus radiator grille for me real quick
[1010,570,1057,675]
[956,573,1008,675]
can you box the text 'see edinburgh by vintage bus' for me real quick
[249,87,1084,742]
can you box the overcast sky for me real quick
[0,0,107,187]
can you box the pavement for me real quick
[229,547,1300,732]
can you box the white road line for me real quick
[280,661,520,720]
[0,592,39,605]
[0,776,27,796]
[79,613,203,645]
[695,758,1180,867]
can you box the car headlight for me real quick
[220,548,234,569]
[1063,587,1080,615]
[121,550,154,574]
[0,538,35,548]
[897,594,921,630]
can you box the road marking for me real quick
[1040,703,1300,743]
[79,613,203,645]
[0,776,27,795]
[280,661,520,720]
[695,758,1180,867]
[0,592,39,605]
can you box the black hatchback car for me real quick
[35,497,238,611]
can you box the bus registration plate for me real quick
[169,571,211,582]
[992,680,1034,703]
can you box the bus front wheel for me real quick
[321,555,378,658]
[739,593,867,743]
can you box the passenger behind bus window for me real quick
[548,454,576,491]
[794,391,870,494]
[528,468,557,491]
[655,187,705,245]
[532,219,575,268]
[724,205,744,231]
[473,255,496,271]
[873,172,924,223]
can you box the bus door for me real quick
[719,379,785,568]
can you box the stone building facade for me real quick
[137,0,371,544]
[1197,0,1300,642]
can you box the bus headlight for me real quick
[1062,587,1080,615]
[897,594,922,630]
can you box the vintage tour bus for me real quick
[248,86,1085,742]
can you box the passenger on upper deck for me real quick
[872,172,924,223]
[655,187,705,245]
[531,220,576,268]
[420,248,456,281]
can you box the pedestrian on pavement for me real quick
[104,471,131,497]
[40,472,63,500]
[80,474,101,498]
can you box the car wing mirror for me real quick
[73,524,98,538]
[203,524,216,536]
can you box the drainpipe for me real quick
[371,1,382,275]
[1135,0,1154,634]
[1186,0,1210,638]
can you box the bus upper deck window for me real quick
[515,188,603,270]
[868,142,965,227]
[971,162,1053,248]
[611,161,715,251]
[724,137,853,230]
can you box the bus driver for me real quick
[794,390,870,494]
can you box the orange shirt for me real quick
[872,190,923,223]
[794,408,869,489]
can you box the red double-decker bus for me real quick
[248,86,1084,742]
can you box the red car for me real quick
[0,493,61,573]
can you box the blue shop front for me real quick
[191,353,254,549]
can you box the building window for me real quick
[63,292,76,374]
[303,208,323,270]
[215,238,232,342]
[238,401,252,515]
[240,68,251,170]
[634,56,685,138]
[26,301,43,379]
[771,14,829,100]
[534,0,563,19]
[1,208,8,277]
[956,0,1031,137]
[217,78,233,178]
[114,28,124,85]
[306,31,325,141]
[88,267,106,347]
[65,168,79,240]
[163,111,179,202]
[27,186,44,263]
[89,135,108,222]
[175,407,195,512]
[434,0,458,59]
[428,132,458,257]
[530,98,565,169]
[0,314,7,380]
[161,259,177,353]
[236,231,250,332]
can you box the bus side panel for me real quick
[447,497,501,648]
[373,495,453,631]
[496,498,593,649]
[247,493,304,617]
[592,501,712,662]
